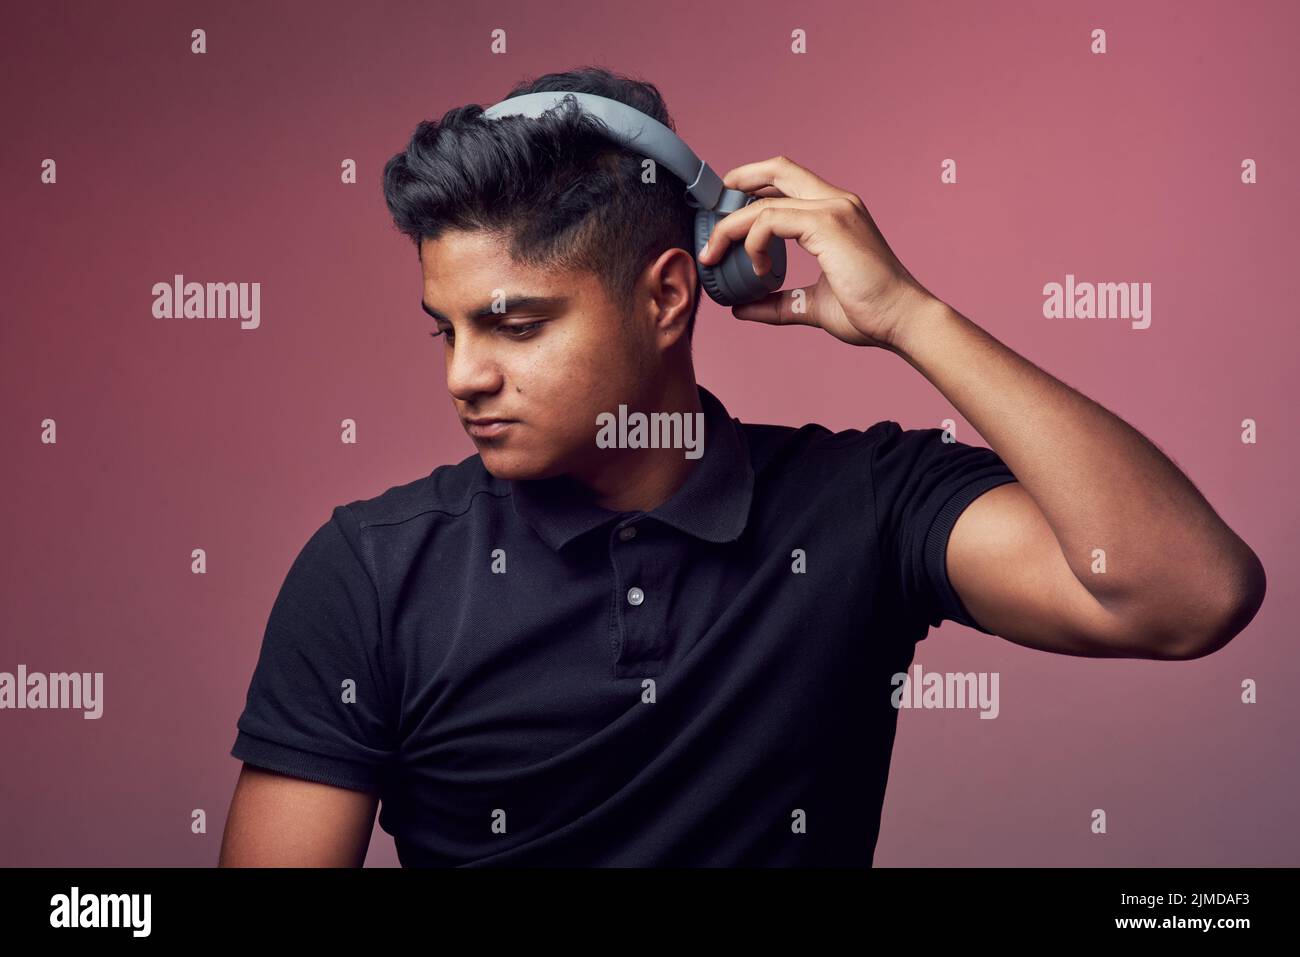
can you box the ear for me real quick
[642,246,697,346]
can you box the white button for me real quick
[618,525,637,541]
[627,586,644,606]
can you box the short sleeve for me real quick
[230,504,397,792]
[868,421,1018,636]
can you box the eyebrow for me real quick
[421,295,569,323]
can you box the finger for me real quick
[699,197,841,265]
[720,156,862,206]
[731,285,820,329]
[743,206,782,276]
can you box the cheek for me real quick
[513,321,641,424]
[520,327,612,390]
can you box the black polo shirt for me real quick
[231,383,1018,866]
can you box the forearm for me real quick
[885,290,1265,641]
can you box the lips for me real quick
[463,418,516,438]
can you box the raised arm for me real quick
[896,295,1266,660]
[694,153,1266,659]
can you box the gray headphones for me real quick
[481,91,787,307]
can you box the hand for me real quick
[696,155,933,350]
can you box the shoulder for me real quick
[310,454,505,578]
[336,452,503,533]
[737,414,1006,512]
[736,416,903,477]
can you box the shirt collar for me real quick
[508,383,754,552]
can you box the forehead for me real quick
[420,229,596,302]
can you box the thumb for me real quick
[731,285,820,328]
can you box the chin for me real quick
[476,448,559,482]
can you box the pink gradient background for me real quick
[1,0,1295,867]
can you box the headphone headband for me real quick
[479,89,785,305]
[482,91,748,214]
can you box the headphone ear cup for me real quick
[695,210,732,306]
[695,209,788,307]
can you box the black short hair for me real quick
[382,65,701,343]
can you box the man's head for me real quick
[382,66,702,483]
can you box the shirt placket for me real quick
[607,516,672,676]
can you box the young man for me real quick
[219,67,1266,867]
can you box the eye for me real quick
[503,321,544,338]
[428,321,544,345]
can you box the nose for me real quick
[444,332,504,404]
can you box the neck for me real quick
[567,377,704,513]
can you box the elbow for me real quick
[1162,547,1267,660]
